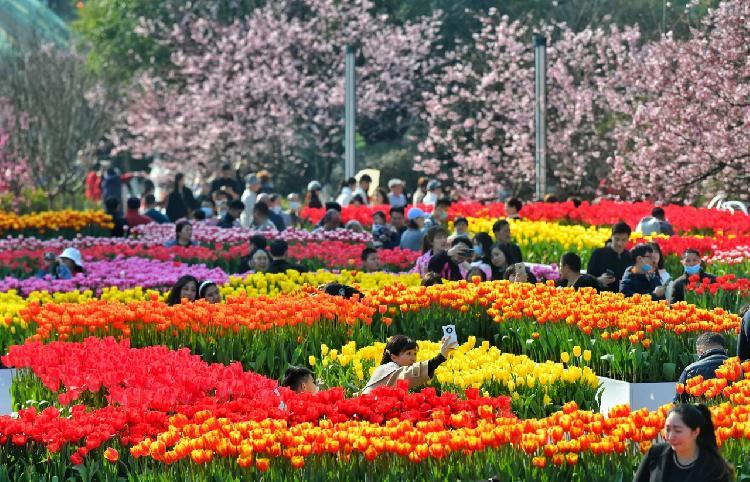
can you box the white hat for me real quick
[387,178,403,189]
[58,247,84,269]
[307,180,322,191]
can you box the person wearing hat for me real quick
[240,174,261,228]
[399,208,427,251]
[218,199,245,228]
[266,239,308,274]
[387,179,407,208]
[422,180,442,206]
[36,248,85,280]
[305,180,323,209]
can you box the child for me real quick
[371,211,395,248]
[361,334,457,395]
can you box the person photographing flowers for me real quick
[361,334,458,395]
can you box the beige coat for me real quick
[361,361,433,395]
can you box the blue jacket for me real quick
[619,267,662,300]
[144,208,170,224]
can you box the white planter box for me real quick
[597,376,676,416]
[0,369,15,416]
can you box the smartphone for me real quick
[442,325,458,346]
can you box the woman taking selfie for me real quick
[361,334,457,395]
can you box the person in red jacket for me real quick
[85,163,102,202]
[124,197,153,228]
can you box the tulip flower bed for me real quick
[3,339,750,481]
[130,224,374,245]
[302,200,750,235]
[0,243,418,279]
[0,258,230,296]
[6,280,739,383]
[685,274,750,313]
[0,210,113,238]
[315,336,600,418]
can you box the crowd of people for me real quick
[76,164,745,480]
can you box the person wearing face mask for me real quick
[668,249,716,304]
[425,198,451,229]
[619,243,665,300]
[471,233,493,265]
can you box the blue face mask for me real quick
[473,246,483,256]
[641,263,652,272]
[684,264,701,275]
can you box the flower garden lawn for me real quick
[1,201,749,481]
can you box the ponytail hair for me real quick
[380,335,418,365]
[668,404,734,479]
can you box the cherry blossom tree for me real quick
[607,0,750,203]
[0,43,118,207]
[415,9,640,199]
[118,0,442,186]
[0,99,32,198]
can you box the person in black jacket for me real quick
[619,243,665,300]
[587,221,633,292]
[492,219,523,265]
[669,249,717,304]
[218,200,244,228]
[634,403,733,482]
[737,305,750,362]
[266,239,308,274]
[166,173,199,221]
[556,252,599,291]
[104,197,128,237]
[674,332,728,403]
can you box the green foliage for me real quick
[72,0,265,80]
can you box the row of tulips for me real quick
[314,336,600,418]
[301,200,750,235]
[0,243,419,280]
[1,338,515,479]
[0,271,421,358]
[685,274,750,313]
[0,210,113,237]
[676,356,750,404]
[6,280,741,382]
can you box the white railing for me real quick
[707,194,748,215]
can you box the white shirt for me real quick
[423,192,438,206]
[353,187,369,205]
[336,187,353,207]
[240,190,257,228]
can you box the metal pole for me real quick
[534,36,547,201]
[344,45,356,180]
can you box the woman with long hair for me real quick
[634,403,733,482]
[166,173,199,222]
[165,275,199,306]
